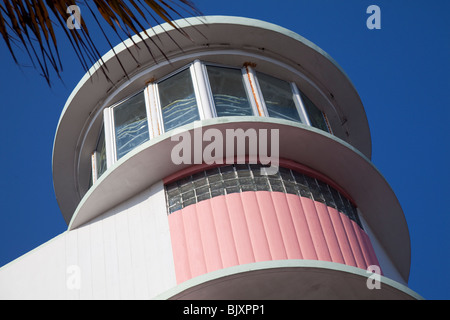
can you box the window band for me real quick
[90,60,333,185]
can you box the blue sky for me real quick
[0,0,449,299]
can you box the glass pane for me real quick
[95,127,107,178]
[113,91,149,160]
[304,175,325,203]
[207,66,253,117]
[159,68,200,132]
[300,92,330,132]
[257,72,301,122]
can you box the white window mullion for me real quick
[91,152,98,184]
[153,84,165,134]
[242,64,267,117]
[144,83,155,139]
[201,63,217,118]
[191,59,214,120]
[103,107,116,167]
[291,83,312,126]
[145,82,163,138]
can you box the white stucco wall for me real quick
[0,181,176,299]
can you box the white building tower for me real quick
[0,16,421,300]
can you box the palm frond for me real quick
[0,0,202,86]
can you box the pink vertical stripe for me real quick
[327,207,357,267]
[209,195,239,269]
[351,219,372,269]
[255,192,288,260]
[285,195,318,260]
[270,193,303,259]
[168,210,191,283]
[314,202,345,264]
[300,197,332,262]
[168,191,381,284]
[225,193,256,265]
[239,192,272,262]
[180,205,207,279]
[195,200,223,273]
[340,213,367,269]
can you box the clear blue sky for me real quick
[0,0,449,299]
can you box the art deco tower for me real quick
[0,16,421,299]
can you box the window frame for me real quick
[300,90,333,134]
[242,64,268,117]
[90,59,334,186]
[108,89,149,163]
[203,62,260,118]
[90,152,98,185]
[291,83,312,126]
[191,59,215,119]
[253,70,307,124]
[90,125,107,185]
[144,82,162,140]
[155,63,202,133]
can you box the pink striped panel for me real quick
[195,200,223,272]
[168,209,191,281]
[239,192,272,262]
[328,207,357,268]
[168,191,381,284]
[178,205,206,279]
[340,212,367,269]
[285,195,318,260]
[208,195,239,269]
[270,193,303,260]
[300,197,332,262]
[255,192,288,260]
[314,201,345,264]
[224,193,255,265]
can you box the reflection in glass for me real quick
[257,72,301,122]
[207,66,253,117]
[300,92,330,133]
[113,91,149,160]
[95,127,107,178]
[158,68,200,132]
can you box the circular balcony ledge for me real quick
[53,16,371,227]
[65,117,410,283]
[156,260,422,300]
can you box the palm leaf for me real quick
[0,0,202,86]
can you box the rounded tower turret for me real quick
[50,16,420,299]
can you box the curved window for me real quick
[95,127,107,178]
[158,67,200,132]
[300,91,331,133]
[91,60,336,187]
[90,126,107,186]
[206,66,254,117]
[113,91,149,160]
[164,164,362,229]
[257,72,302,123]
